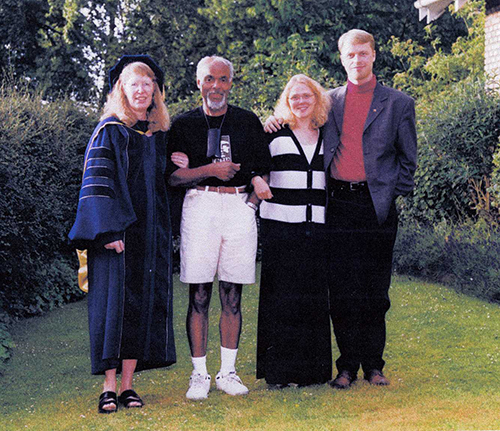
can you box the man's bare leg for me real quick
[216,281,248,395]
[219,281,242,349]
[185,282,213,400]
[187,282,213,357]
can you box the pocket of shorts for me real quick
[237,195,257,215]
[182,188,200,209]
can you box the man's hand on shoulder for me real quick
[263,115,283,133]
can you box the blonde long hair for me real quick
[274,74,331,129]
[101,62,170,132]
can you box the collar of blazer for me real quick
[330,82,390,133]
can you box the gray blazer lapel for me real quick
[364,83,388,132]
[323,86,346,171]
[332,86,346,131]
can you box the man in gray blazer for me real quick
[323,29,417,389]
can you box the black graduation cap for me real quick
[108,54,164,94]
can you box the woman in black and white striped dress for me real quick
[256,74,333,387]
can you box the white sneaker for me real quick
[215,371,249,396]
[186,372,211,400]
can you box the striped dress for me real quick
[256,126,332,386]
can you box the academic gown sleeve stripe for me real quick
[68,119,137,249]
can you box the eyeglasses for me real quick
[289,94,314,102]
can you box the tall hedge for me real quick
[400,79,500,224]
[0,83,96,320]
[392,77,500,304]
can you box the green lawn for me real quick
[2,269,500,430]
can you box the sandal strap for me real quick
[98,391,117,413]
[99,391,117,403]
[118,389,144,407]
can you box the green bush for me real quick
[0,313,13,375]
[0,83,96,321]
[393,220,450,279]
[394,220,500,302]
[490,140,500,210]
[444,221,500,301]
[401,79,500,224]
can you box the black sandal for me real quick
[98,391,118,414]
[118,389,144,408]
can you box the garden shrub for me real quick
[393,220,450,279]
[394,78,500,303]
[0,314,13,375]
[490,141,500,211]
[401,79,500,224]
[394,220,500,302]
[0,83,96,322]
[444,221,500,301]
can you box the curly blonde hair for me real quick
[274,74,331,129]
[101,62,170,132]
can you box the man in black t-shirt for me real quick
[167,56,271,400]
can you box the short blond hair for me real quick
[338,29,375,54]
[101,62,170,132]
[274,74,331,129]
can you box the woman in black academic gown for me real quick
[69,55,177,413]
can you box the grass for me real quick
[2,269,500,430]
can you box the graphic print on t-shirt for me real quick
[213,135,232,162]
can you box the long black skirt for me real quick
[256,219,332,386]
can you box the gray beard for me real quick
[207,94,227,111]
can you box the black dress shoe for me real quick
[364,369,390,386]
[329,370,357,389]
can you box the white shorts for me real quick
[180,188,258,284]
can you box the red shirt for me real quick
[330,75,377,182]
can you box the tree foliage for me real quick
[390,0,484,99]
[0,0,95,100]
[198,0,468,113]
[1,0,469,107]
[389,1,500,225]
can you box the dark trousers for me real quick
[326,180,398,375]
